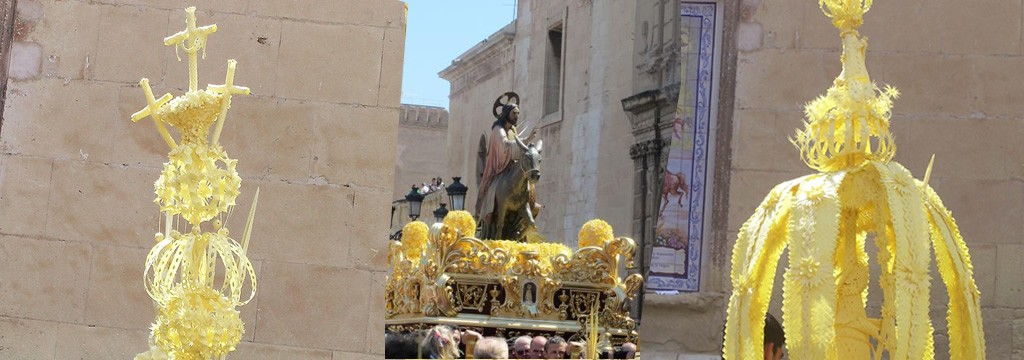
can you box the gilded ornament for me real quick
[387,214,643,344]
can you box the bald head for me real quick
[529,336,547,359]
[511,336,531,358]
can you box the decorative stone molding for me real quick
[628,138,664,160]
[438,22,516,97]
[621,84,679,140]
[400,104,449,130]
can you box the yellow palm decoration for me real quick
[131,7,258,359]
[723,1,985,359]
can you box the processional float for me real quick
[724,1,986,359]
[386,93,644,357]
[130,8,258,360]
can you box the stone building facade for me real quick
[0,0,405,358]
[442,0,1024,358]
[392,103,448,201]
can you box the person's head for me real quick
[421,325,460,359]
[529,336,547,359]
[511,335,532,359]
[474,337,509,359]
[385,331,421,359]
[499,103,520,126]
[621,342,637,359]
[764,313,785,360]
[544,336,568,359]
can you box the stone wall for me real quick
[0,0,405,358]
[729,0,1024,358]
[393,104,448,201]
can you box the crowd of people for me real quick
[415,177,446,195]
[385,313,786,359]
[384,325,637,359]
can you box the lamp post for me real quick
[405,186,424,221]
[433,203,450,223]
[446,177,468,211]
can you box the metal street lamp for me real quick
[433,203,450,223]
[405,186,425,220]
[446,177,468,211]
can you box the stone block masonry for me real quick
[0,0,406,357]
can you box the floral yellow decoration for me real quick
[723,1,986,359]
[443,210,477,239]
[400,221,429,261]
[157,90,223,144]
[131,7,257,360]
[151,285,243,359]
[578,219,614,248]
[154,143,241,225]
[485,240,572,272]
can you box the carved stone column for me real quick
[621,85,677,322]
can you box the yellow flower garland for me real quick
[484,240,573,272]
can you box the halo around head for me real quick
[493,92,520,119]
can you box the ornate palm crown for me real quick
[130,7,259,360]
[723,1,986,359]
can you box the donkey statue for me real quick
[481,141,543,241]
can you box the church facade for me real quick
[441,0,1024,358]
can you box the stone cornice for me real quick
[438,22,516,96]
[621,84,680,138]
[400,104,449,130]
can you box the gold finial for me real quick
[792,0,897,172]
[164,7,217,92]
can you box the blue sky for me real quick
[401,0,516,108]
